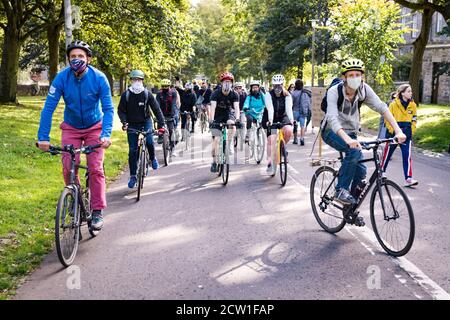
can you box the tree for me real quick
[327,0,409,89]
[393,1,450,103]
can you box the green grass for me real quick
[360,104,450,152]
[0,96,128,299]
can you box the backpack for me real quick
[159,89,176,114]
[320,78,365,114]
[125,88,150,117]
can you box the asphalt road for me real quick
[15,125,450,300]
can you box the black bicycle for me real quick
[37,143,102,267]
[310,138,415,256]
[127,128,156,201]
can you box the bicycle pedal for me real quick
[354,216,365,227]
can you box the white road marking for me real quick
[287,168,450,300]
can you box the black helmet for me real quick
[66,40,92,57]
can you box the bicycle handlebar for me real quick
[36,142,102,155]
[126,128,157,136]
[360,138,398,150]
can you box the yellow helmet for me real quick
[161,79,171,87]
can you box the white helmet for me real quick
[272,74,285,85]
[249,80,261,87]
[234,82,244,88]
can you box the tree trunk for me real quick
[105,70,114,96]
[119,73,125,95]
[0,25,21,104]
[409,8,433,105]
[47,24,62,85]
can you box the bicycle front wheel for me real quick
[163,133,169,166]
[279,141,287,186]
[55,187,80,267]
[370,179,415,256]
[310,166,346,233]
[222,138,229,185]
[255,128,265,164]
[136,147,146,201]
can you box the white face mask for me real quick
[131,80,144,93]
[346,77,362,90]
[222,82,232,92]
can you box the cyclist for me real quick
[118,70,166,188]
[180,82,197,135]
[37,40,114,231]
[321,58,406,207]
[197,81,212,121]
[209,72,240,173]
[264,74,294,174]
[156,79,178,156]
[380,84,418,187]
[242,80,266,143]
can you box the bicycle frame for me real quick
[319,141,398,220]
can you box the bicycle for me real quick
[211,122,237,186]
[127,127,157,202]
[310,138,415,257]
[181,111,192,151]
[162,117,175,164]
[37,143,102,267]
[246,115,265,165]
[268,122,288,186]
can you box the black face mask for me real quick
[251,90,259,97]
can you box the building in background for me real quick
[396,9,449,105]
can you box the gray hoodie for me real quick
[325,82,388,134]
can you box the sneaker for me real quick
[128,176,137,189]
[334,189,356,205]
[91,210,104,230]
[293,138,298,145]
[152,158,159,170]
[210,162,218,173]
[404,178,418,187]
[245,136,249,144]
[266,163,273,174]
[300,139,305,146]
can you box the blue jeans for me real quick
[293,111,307,127]
[127,121,155,176]
[322,128,366,192]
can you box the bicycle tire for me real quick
[55,187,80,267]
[256,128,265,165]
[280,141,287,186]
[222,139,229,185]
[163,133,169,166]
[136,146,145,201]
[370,179,415,256]
[310,166,346,233]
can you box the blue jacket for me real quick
[38,65,114,141]
[243,93,266,121]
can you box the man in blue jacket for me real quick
[37,40,114,231]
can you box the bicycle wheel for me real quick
[310,166,346,233]
[136,147,145,201]
[370,179,415,256]
[255,128,265,165]
[222,139,229,185]
[163,133,169,166]
[279,141,287,186]
[55,187,80,267]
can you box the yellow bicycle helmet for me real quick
[161,79,171,87]
[341,59,365,75]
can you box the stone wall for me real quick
[422,47,450,105]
